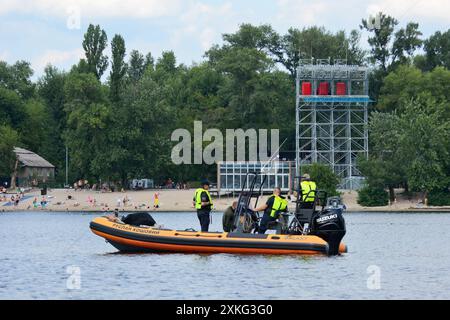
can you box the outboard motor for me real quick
[311,208,346,256]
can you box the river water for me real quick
[0,211,449,300]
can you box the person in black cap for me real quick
[193,179,214,232]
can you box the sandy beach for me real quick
[1,188,450,213]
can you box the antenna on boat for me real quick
[260,138,288,175]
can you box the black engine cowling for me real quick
[311,208,346,256]
[122,212,156,227]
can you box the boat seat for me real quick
[267,215,289,235]
[295,207,316,226]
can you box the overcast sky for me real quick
[1,0,449,78]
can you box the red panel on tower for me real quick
[302,82,312,95]
[336,82,346,96]
[318,82,329,95]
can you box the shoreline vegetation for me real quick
[1,18,449,207]
[1,189,449,213]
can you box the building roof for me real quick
[13,147,55,169]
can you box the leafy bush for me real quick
[428,189,450,206]
[357,186,389,207]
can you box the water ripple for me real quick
[0,211,449,299]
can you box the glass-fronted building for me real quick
[217,161,294,193]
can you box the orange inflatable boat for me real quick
[90,216,347,255]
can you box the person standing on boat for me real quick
[193,180,213,232]
[252,187,288,234]
[300,174,317,209]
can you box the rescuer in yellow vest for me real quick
[252,187,288,234]
[300,173,317,209]
[193,180,214,232]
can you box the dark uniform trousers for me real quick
[258,213,276,234]
[197,210,211,232]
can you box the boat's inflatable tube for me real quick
[90,217,347,255]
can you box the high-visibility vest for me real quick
[270,195,288,218]
[194,188,213,210]
[301,181,317,202]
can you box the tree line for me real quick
[0,13,449,203]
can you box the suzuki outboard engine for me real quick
[311,208,346,256]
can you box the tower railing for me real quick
[295,59,370,190]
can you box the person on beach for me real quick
[153,193,160,209]
[193,180,213,232]
[123,195,129,207]
[41,196,47,209]
[33,197,38,208]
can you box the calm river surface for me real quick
[1,211,449,300]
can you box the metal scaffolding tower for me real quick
[295,59,370,190]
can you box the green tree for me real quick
[422,29,450,71]
[377,65,423,112]
[357,186,389,207]
[145,53,155,71]
[378,65,450,112]
[391,22,423,68]
[38,66,66,126]
[361,98,449,202]
[358,156,404,202]
[0,125,19,178]
[110,34,127,101]
[110,71,173,184]
[361,13,422,100]
[361,13,399,72]
[36,66,67,173]
[0,86,25,127]
[82,24,109,80]
[63,71,111,180]
[128,50,146,83]
[219,24,366,79]
[19,98,53,154]
[302,163,340,197]
[274,27,365,78]
[397,99,449,198]
[0,60,34,127]
[0,60,35,99]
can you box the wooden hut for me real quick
[12,147,55,187]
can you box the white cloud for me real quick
[0,0,182,18]
[275,0,450,31]
[275,0,328,27]
[366,0,450,22]
[170,1,236,52]
[32,48,84,73]
[0,50,10,61]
